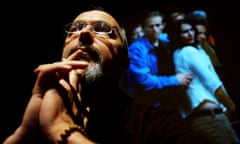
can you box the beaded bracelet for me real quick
[57,125,87,144]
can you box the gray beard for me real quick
[84,63,103,84]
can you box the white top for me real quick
[173,45,225,118]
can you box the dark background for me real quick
[1,0,239,142]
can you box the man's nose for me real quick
[79,31,94,45]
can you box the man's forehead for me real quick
[74,10,118,25]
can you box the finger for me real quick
[65,49,83,61]
[69,70,80,91]
[33,63,75,95]
[83,107,90,129]
[33,63,72,75]
[51,61,88,81]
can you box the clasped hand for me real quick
[4,50,89,143]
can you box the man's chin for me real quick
[84,63,103,84]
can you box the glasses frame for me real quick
[65,21,116,35]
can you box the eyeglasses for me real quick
[65,21,116,35]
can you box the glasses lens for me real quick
[65,21,113,34]
[93,22,112,34]
[65,21,84,33]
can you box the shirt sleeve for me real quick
[128,42,179,91]
[175,46,222,95]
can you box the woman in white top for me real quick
[167,19,239,144]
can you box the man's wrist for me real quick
[57,124,86,144]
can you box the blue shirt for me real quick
[159,32,169,43]
[125,36,179,101]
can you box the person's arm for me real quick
[215,85,236,117]
[3,81,95,144]
[128,42,179,91]
[39,86,95,144]
[178,46,221,94]
[3,56,90,143]
[67,132,93,144]
[35,59,94,143]
[185,47,236,113]
[3,94,42,144]
[176,46,236,116]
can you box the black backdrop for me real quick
[1,0,239,142]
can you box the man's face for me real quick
[144,16,164,41]
[62,10,124,83]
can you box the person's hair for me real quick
[167,19,194,51]
[186,10,208,27]
[141,11,165,27]
[186,10,210,38]
[169,11,186,22]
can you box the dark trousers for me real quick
[124,102,199,144]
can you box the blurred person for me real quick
[120,10,197,144]
[159,11,186,43]
[128,23,144,44]
[187,9,240,137]
[167,19,240,144]
[186,10,223,79]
